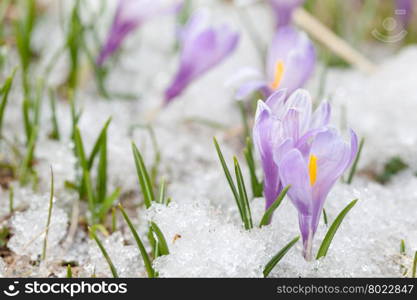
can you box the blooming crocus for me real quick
[234,26,315,100]
[253,89,330,210]
[97,0,181,66]
[277,128,358,260]
[268,0,305,28]
[164,10,239,103]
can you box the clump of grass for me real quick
[376,156,408,184]
[73,120,120,225]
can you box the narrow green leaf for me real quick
[132,142,154,208]
[74,127,88,171]
[111,207,117,233]
[259,185,290,227]
[66,264,72,278]
[87,118,111,170]
[213,137,243,219]
[323,208,328,226]
[347,137,364,184]
[263,236,300,278]
[412,251,417,278]
[89,227,119,278]
[157,178,166,204]
[84,170,96,223]
[48,88,60,140]
[42,167,54,261]
[234,157,253,230]
[119,204,155,278]
[0,68,16,137]
[9,185,14,214]
[96,128,107,202]
[96,188,120,221]
[20,126,38,185]
[400,239,406,255]
[316,199,358,259]
[22,99,32,144]
[150,222,169,256]
[243,137,263,198]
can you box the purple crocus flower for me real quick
[269,0,305,28]
[97,0,181,66]
[164,10,240,103]
[234,26,315,100]
[277,128,358,260]
[253,89,331,210]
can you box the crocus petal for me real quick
[97,0,181,65]
[253,101,283,208]
[266,26,315,95]
[283,89,312,134]
[310,101,331,129]
[235,80,269,100]
[268,0,305,28]
[165,12,239,103]
[278,148,313,216]
[265,89,288,116]
[396,0,413,27]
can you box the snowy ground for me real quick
[0,0,416,277]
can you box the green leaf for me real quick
[74,127,88,171]
[96,188,120,222]
[96,127,108,202]
[323,208,328,226]
[132,142,155,208]
[66,264,72,278]
[234,157,253,230]
[157,178,166,204]
[48,88,60,140]
[0,68,16,137]
[347,137,364,184]
[119,204,155,278]
[89,227,118,278]
[412,251,417,278]
[84,170,96,223]
[87,118,111,170]
[377,156,408,184]
[213,137,243,220]
[243,137,263,198]
[400,239,406,255]
[42,167,54,261]
[150,222,169,256]
[263,236,300,278]
[316,199,358,259]
[259,185,290,227]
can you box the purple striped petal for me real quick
[268,0,305,28]
[266,26,315,95]
[164,12,239,103]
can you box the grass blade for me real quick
[259,185,290,227]
[66,264,72,278]
[132,142,154,208]
[213,137,244,220]
[157,178,166,204]
[243,137,263,198]
[263,236,300,278]
[89,227,118,278]
[96,188,120,222]
[150,222,169,256]
[84,170,96,223]
[96,128,107,202]
[412,251,417,278]
[119,204,155,278]
[42,167,54,261]
[0,68,16,137]
[347,137,364,184]
[316,199,358,259]
[48,88,60,140]
[87,118,111,170]
[234,157,252,230]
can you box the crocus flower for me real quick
[277,128,358,260]
[234,26,315,100]
[268,0,305,28]
[97,0,181,66]
[253,89,330,210]
[164,10,240,103]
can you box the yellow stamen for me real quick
[270,60,285,90]
[308,154,318,186]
